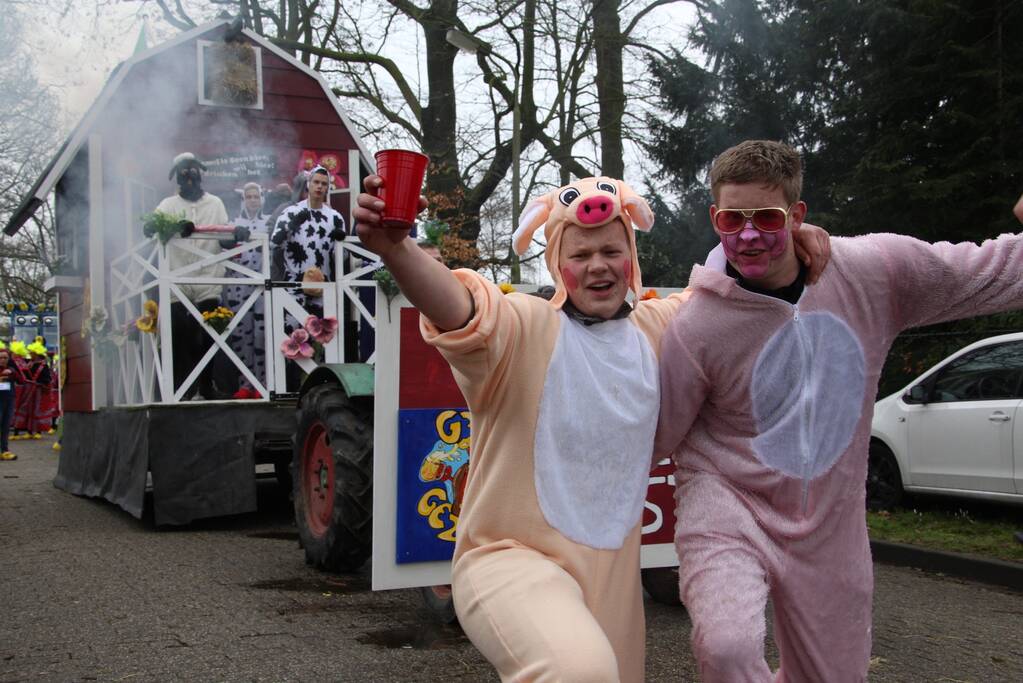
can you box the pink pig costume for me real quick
[423,177,686,682]
[655,232,1023,681]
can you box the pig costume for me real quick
[423,177,686,682]
[655,233,1023,681]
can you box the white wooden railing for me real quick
[105,233,381,406]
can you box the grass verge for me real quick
[867,504,1023,564]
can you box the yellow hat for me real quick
[27,341,48,356]
[511,177,654,310]
[10,341,29,358]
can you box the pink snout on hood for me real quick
[576,195,614,225]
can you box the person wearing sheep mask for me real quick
[355,172,830,681]
[154,152,231,400]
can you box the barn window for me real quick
[197,40,263,109]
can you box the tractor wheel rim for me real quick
[303,422,334,537]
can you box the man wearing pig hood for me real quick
[354,174,829,681]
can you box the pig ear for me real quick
[618,180,655,232]
[512,195,553,255]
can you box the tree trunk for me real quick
[593,0,625,178]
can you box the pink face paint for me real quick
[719,221,789,279]
[561,266,579,292]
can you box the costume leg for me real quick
[228,285,255,389]
[676,477,774,683]
[453,547,621,683]
[772,505,873,683]
[195,297,234,397]
[171,301,201,398]
[252,296,265,387]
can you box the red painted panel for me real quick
[62,382,93,413]
[259,95,343,125]
[641,459,679,545]
[398,307,466,409]
[60,308,83,335]
[177,117,350,149]
[263,67,324,98]
[66,356,92,383]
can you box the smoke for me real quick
[72,24,323,402]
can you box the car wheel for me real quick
[866,441,903,511]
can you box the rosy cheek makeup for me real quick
[561,267,579,292]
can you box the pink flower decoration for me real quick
[280,328,314,359]
[304,315,339,344]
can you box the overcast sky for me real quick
[17,1,697,132]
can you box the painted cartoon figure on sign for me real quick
[417,409,470,522]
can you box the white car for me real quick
[869,332,1023,509]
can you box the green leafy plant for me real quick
[141,210,187,245]
[419,217,450,246]
[373,267,400,321]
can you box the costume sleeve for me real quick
[653,314,711,461]
[632,290,693,356]
[270,210,291,281]
[270,209,291,246]
[872,232,1023,331]
[420,269,522,407]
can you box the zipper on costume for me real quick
[793,303,812,512]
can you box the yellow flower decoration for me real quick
[143,300,158,316]
[18,302,28,311]
[498,283,515,294]
[4,303,13,312]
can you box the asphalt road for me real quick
[2,437,1021,682]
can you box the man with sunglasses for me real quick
[655,139,1023,682]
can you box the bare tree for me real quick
[140,0,691,272]
[0,10,61,304]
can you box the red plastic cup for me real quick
[374,149,429,229]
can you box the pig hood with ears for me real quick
[512,176,655,310]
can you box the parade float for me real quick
[4,18,682,617]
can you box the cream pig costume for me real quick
[655,233,1023,681]
[422,177,686,682]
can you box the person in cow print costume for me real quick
[270,166,346,319]
[224,182,270,398]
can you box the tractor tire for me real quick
[292,382,374,572]
[419,585,458,624]
[641,567,683,607]
[866,440,904,511]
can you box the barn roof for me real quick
[4,19,374,236]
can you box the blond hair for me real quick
[710,140,803,205]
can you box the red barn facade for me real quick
[3,20,377,524]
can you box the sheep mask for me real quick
[512,176,654,310]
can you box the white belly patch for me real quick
[533,314,660,549]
